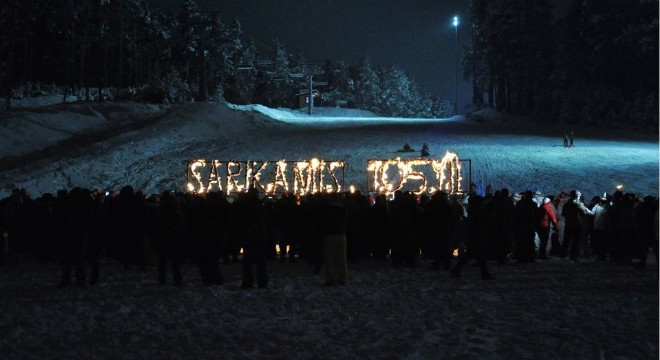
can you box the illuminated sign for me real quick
[367,152,469,196]
[187,159,345,195]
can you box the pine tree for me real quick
[352,57,380,113]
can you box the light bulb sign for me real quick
[187,159,345,195]
[367,152,470,196]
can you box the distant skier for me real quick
[563,133,569,148]
[569,132,574,147]
[420,143,430,157]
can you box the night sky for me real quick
[195,0,473,109]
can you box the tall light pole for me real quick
[452,15,459,115]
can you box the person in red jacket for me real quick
[537,197,559,259]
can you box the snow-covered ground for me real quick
[0,100,657,359]
[0,256,657,359]
[0,100,657,199]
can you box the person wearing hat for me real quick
[591,193,611,261]
[536,196,559,260]
[560,190,594,261]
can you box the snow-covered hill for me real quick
[0,101,657,199]
[0,100,657,360]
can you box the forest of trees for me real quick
[0,0,450,118]
[465,0,658,128]
[1,0,657,125]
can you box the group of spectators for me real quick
[0,184,657,287]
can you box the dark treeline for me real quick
[465,0,658,128]
[0,0,451,117]
[1,0,657,124]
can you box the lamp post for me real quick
[452,15,459,115]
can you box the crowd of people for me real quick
[0,183,657,287]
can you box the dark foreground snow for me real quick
[0,256,657,359]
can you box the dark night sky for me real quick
[195,0,473,109]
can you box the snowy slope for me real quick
[0,100,657,360]
[0,101,657,199]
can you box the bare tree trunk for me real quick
[198,23,207,101]
[117,0,123,94]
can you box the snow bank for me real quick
[228,103,455,124]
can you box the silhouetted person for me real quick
[561,190,593,261]
[202,191,229,284]
[389,191,419,267]
[369,194,391,261]
[591,194,611,261]
[345,191,370,262]
[113,185,147,270]
[451,192,494,279]
[277,192,300,262]
[5,189,30,258]
[58,188,92,287]
[189,193,225,286]
[512,190,538,263]
[320,193,348,285]
[299,193,324,274]
[425,191,458,271]
[487,188,514,264]
[636,196,659,269]
[239,188,268,289]
[421,143,430,157]
[156,191,183,286]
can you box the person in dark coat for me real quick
[239,188,269,289]
[425,191,459,271]
[561,190,594,261]
[512,190,538,263]
[156,191,183,286]
[389,190,419,267]
[420,143,430,157]
[486,188,514,264]
[344,190,371,262]
[112,185,147,270]
[320,193,349,285]
[590,193,610,261]
[189,193,226,286]
[201,192,231,285]
[58,188,92,287]
[368,193,391,262]
[636,196,659,269]
[451,191,494,279]
[277,192,300,262]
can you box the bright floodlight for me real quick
[452,16,459,27]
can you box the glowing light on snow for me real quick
[367,152,465,196]
[187,158,345,195]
